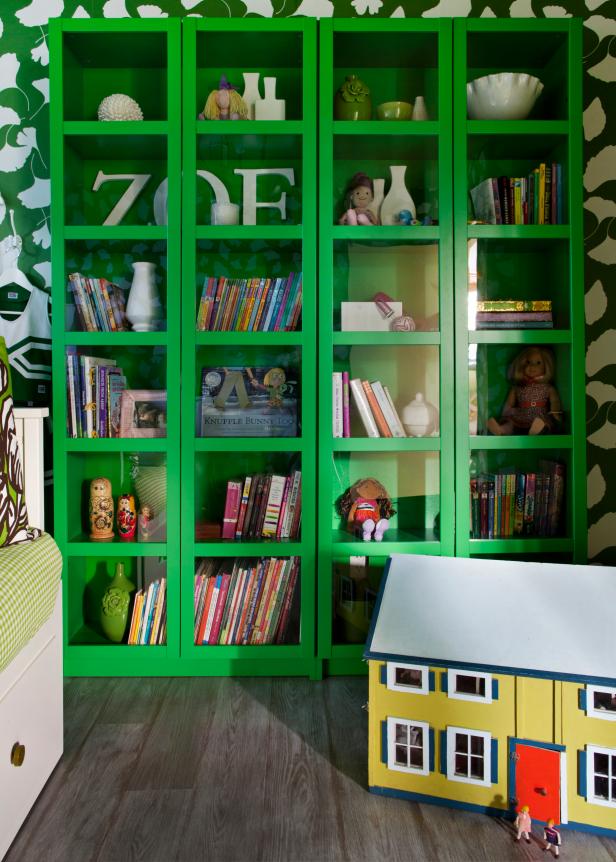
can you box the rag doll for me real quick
[337,477,395,542]
[487,346,562,435]
[338,172,378,226]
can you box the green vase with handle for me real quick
[100,562,135,643]
[334,74,372,121]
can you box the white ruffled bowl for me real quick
[466,73,544,120]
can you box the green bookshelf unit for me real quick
[50,17,585,678]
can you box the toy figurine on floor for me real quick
[487,346,562,436]
[543,819,561,857]
[199,75,248,121]
[338,172,378,225]
[337,477,395,542]
[514,806,532,844]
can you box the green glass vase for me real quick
[100,563,135,643]
[334,74,372,121]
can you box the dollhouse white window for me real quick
[387,662,429,695]
[586,686,616,721]
[447,669,493,703]
[446,727,492,787]
[587,746,616,808]
[387,717,430,775]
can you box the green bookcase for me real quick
[50,19,182,675]
[453,19,586,562]
[317,20,455,675]
[180,18,318,676]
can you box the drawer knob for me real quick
[10,742,25,767]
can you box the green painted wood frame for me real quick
[181,18,319,677]
[318,19,455,675]
[452,19,586,561]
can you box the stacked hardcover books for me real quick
[65,348,126,438]
[470,163,563,225]
[193,556,300,646]
[469,460,564,539]
[68,273,128,332]
[333,373,406,438]
[221,470,301,541]
[196,273,302,332]
[475,299,553,330]
[128,578,166,645]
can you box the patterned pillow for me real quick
[0,338,40,546]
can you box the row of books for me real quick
[196,273,302,332]
[469,461,564,539]
[66,350,125,438]
[222,471,301,540]
[475,299,553,330]
[128,578,167,645]
[193,556,300,645]
[470,163,563,226]
[68,273,128,332]
[333,373,406,438]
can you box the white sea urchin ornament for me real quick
[97,94,144,122]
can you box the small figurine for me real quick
[487,346,562,436]
[138,505,153,542]
[199,75,248,121]
[338,172,378,226]
[398,209,413,225]
[543,819,561,857]
[117,493,137,541]
[514,805,532,844]
[89,477,114,541]
[337,477,396,542]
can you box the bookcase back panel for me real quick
[331,451,440,543]
[332,553,387,646]
[332,240,439,331]
[67,556,168,647]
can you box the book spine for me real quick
[491,177,502,224]
[150,578,166,644]
[262,474,287,538]
[371,380,403,438]
[382,385,407,437]
[476,311,553,322]
[255,476,272,538]
[241,562,266,644]
[332,372,343,438]
[261,563,284,644]
[476,300,552,312]
[350,378,380,437]
[342,371,350,438]
[235,475,252,539]
[231,567,253,645]
[203,576,222,644]
[281,471,301,539]
[209,573,231,644]
[250,561,276,644]
[68,274,89,331]
[220,570,242,645]
[143,581,160,645]
[221,481,242,539]
[538,163,545,225]
[253,278,271,331]
[263,278,283,332]
[544,164,552,225]
[128,591,143,645]
[100,280,118,331]
[275,560,299,644]
[287,274,302,331]
[362,380,392,437]
[470,478,479,539]
[276,477,291,539]
[523,473,536,535]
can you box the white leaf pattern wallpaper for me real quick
[0,0,614,558]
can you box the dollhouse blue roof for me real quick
[364,554,616,685]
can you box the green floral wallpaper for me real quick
[0,0,614,558]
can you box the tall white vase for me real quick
[380,165,416,225]
[126,261,161,332]
[366,177,385,224]
[255,77,286,120]
[242,72,261,121]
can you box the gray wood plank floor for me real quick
[6,677,616,862]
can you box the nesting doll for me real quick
[117,493,137,541]
[89,477,114,541]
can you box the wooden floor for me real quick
[6,677,616,862]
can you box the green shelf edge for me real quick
[333,120,440,136]
[193,542,304,557]
[64,226,168,241]
[195,331,304,346]
[196,120,303,135]
[66,542,168,557]
[469,330,571,345]
[332,437,440,452]
[65,332,169,346]
[65,438,169,452]
[332,332,440,346]
[469,538,574,555]
[330,225,440,242]
[195,226,302,241]
[194,437,304,453]
[467,225,570,240]
[64,121,169,135]
[466,120,569,136]
[469,435,573,450]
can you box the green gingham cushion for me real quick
[0,532,62,672]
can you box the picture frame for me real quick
[119,390,167,438]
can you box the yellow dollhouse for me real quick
[365,554,616,837]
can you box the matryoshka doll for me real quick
[117,493,137,541]
[89,477,114,541]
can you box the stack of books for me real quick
[475,299,553,330]
[333,373,406,438]
[65,349,126,438]
[68,273,128,332]
[193,556,300,646]
[222,471,301,541]
[469,460,564,539]
[128,578,167,645]
[470,163,563,225]
[196,273,302,332]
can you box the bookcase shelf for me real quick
[332,438,440,453]
[469,330,571,345]
[469,435,573,451]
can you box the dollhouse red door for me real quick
[513,742,561,823]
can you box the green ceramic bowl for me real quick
[376,101,413,121]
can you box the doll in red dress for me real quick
[487,346,562,436]
[337,478,396,542]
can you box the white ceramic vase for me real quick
[412,96,429,121]
[380,165,416,225]
[126,261,161,332]
[242,72,261,121]
[401,392,438,437]
[255,77,285,121]
[366,177,385,224]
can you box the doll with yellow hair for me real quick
[487,345,562,436]
[199,75,248,121]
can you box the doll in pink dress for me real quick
[487,346,562,436]
[338,172,378,226]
